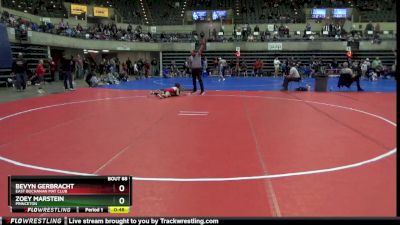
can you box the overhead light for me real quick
[88,50,99,53]
[102,50,109,52]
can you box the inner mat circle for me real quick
[0,94,396,181]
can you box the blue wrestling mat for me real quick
[101,76,397,92]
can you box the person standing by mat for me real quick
[218,57,227,81]
[61,54,74,91]
[49,57,57,82]
[12,52,28,91]
[281,62,301,91]
[33,59,45,93]
[189,39,205,95]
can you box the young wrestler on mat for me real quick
[150,83,183,99]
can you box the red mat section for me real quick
[0,88,396,217]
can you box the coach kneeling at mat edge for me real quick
[281,62,301,91]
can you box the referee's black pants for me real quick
[191,68,204,92]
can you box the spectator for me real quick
[278,24,285,37]
[241,61,248,77]
[247,24,252,36]
[99,59,106,76]
[85,70,99,87]
[170,60,179,77]
[12,52,28,91]
[32,59,45,93]
[281,59,289,76]
[253,58,263,77]
[58,18,65,33]
[371,57,383,77]
[133,61,139,77]
[218,57,227,81]
[274,57,281,76]
[76,54,83,79]
[183,57,191,77]
[137,58,144,76]
[337,62,364,91]
[49,57,57,82]
[76,23,83,33]
[284,25,290,37]
[361,58,370,78]
[260,13,266,20]
[304,23,311,38]
[144,61,150,78]
[322,22,333,36]
[331,58,339,69]
[212,28,217,41]
[83,57,90,79]
[126,57,132,75]
[60,54,74,91]
[365,21,374,36]
[305,23,311,31]
[203,56,209,76]
[281,62,301,91]
[151,58,158,76]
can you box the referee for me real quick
[189,39,206,95]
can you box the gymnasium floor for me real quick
[0,77,396,217]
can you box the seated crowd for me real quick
[1,10,390,43]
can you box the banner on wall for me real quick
[71,4,87,15]
[116,44,130,51]
[40,17,51,23]
[0,24,13,69]
[93,7,109,17]
[267,42,283,51]
[267,24,275,32]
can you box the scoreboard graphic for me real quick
[8,176,132,213]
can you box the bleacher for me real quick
[113,0,145,24]
[0,43,50,86]
[147,0,187,25]
[235,0,306,24]
[0,0,396,84]
[1,0,68,18]
[162,50,396,76]
[188,0,233,10]
[355,0,396,22]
